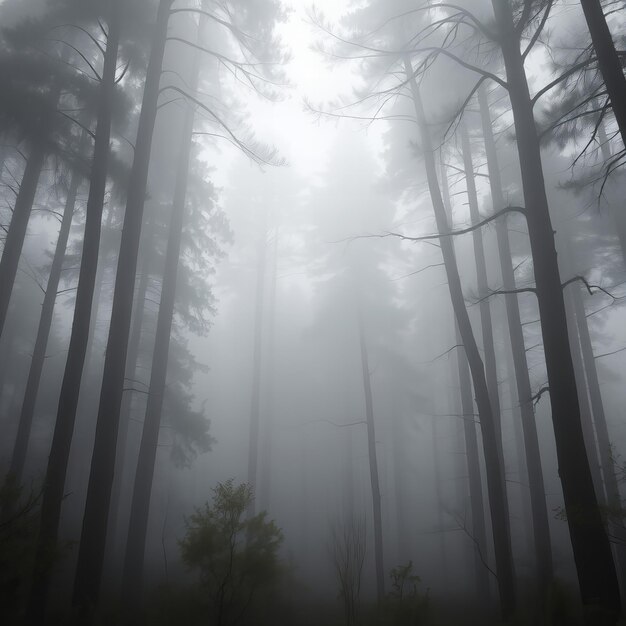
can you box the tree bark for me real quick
[27,3,121,620]
[0,144,46,338]
[478,84,553,599]
[492,1,620,621]
[579,0,626,148]
[404,59,516,620]
[357,309,385,603]
[71,1,172,619]
[8,167,81,484]
[121,29,201,609]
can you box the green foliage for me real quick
[179,480,284,626]
[382,561,429,626]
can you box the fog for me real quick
[1,1,626,625]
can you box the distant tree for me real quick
[179,480,283,626]
[329,512,366,626]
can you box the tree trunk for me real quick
[8,167,81,484]
[460,123,503,453]
[404,59,515,620]
[478,84,554,599]
[0,144,46,337]
[106,220,155,578]
[440,150,491,608]
[71,1,172,618]
[457,325,492,607]
[579,0,626,149]
[121,31,201,610]
[27,3,121,620]
[492,1,620,621]
[357,309,385,603]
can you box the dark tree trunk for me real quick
[579,0,626,148]
[478,84,554,599]
[457,325,492,607]
[27,3,121,620]
[8,168,81,484]
[0,144,46,337]
[492,1,620,621]
[570,279,626,583]
[563,288,605,501]
[357,310,384,603]
[71,1,173,619]
[121,35,201,610]
[404,59,515,620]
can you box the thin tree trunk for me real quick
[440,150,491,607]
[71,1,173,619]
[460,122,503,453]
[478,84,553,599]
[8,168,81,484]
[106,220,155,576]
[456,325,492,607]
[356,309,384,603]
[492,1,620,621]
[247,231,267,518]
[27,3,121,620]
[572,279,626,572]
[121,31,201,609]
[0,144,46,337]
[579,0,626,148]
[405,59,515,619]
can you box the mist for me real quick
[1,1,626,625]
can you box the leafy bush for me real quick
[179,480,284,626]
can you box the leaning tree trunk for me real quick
[404,59,515,620]
[356,309,385,603]
[0,143,46,337]
[460,123,503,457]
[72,1,173,619]
[579,0,626,149]
[492,1,620,621]
[8,167,81,484]
[27,3,122,620]
[440,152,491,608]
[478,84,554,599]
[121,30,202,611]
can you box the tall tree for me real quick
[121,19,204,609]
[72,0,174,618]
[490,2,620,620]
[478,84,553,599]
[27,1,122,619]
[579,0,626,148]
[8,159,83,485]
[404,65,516,619]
